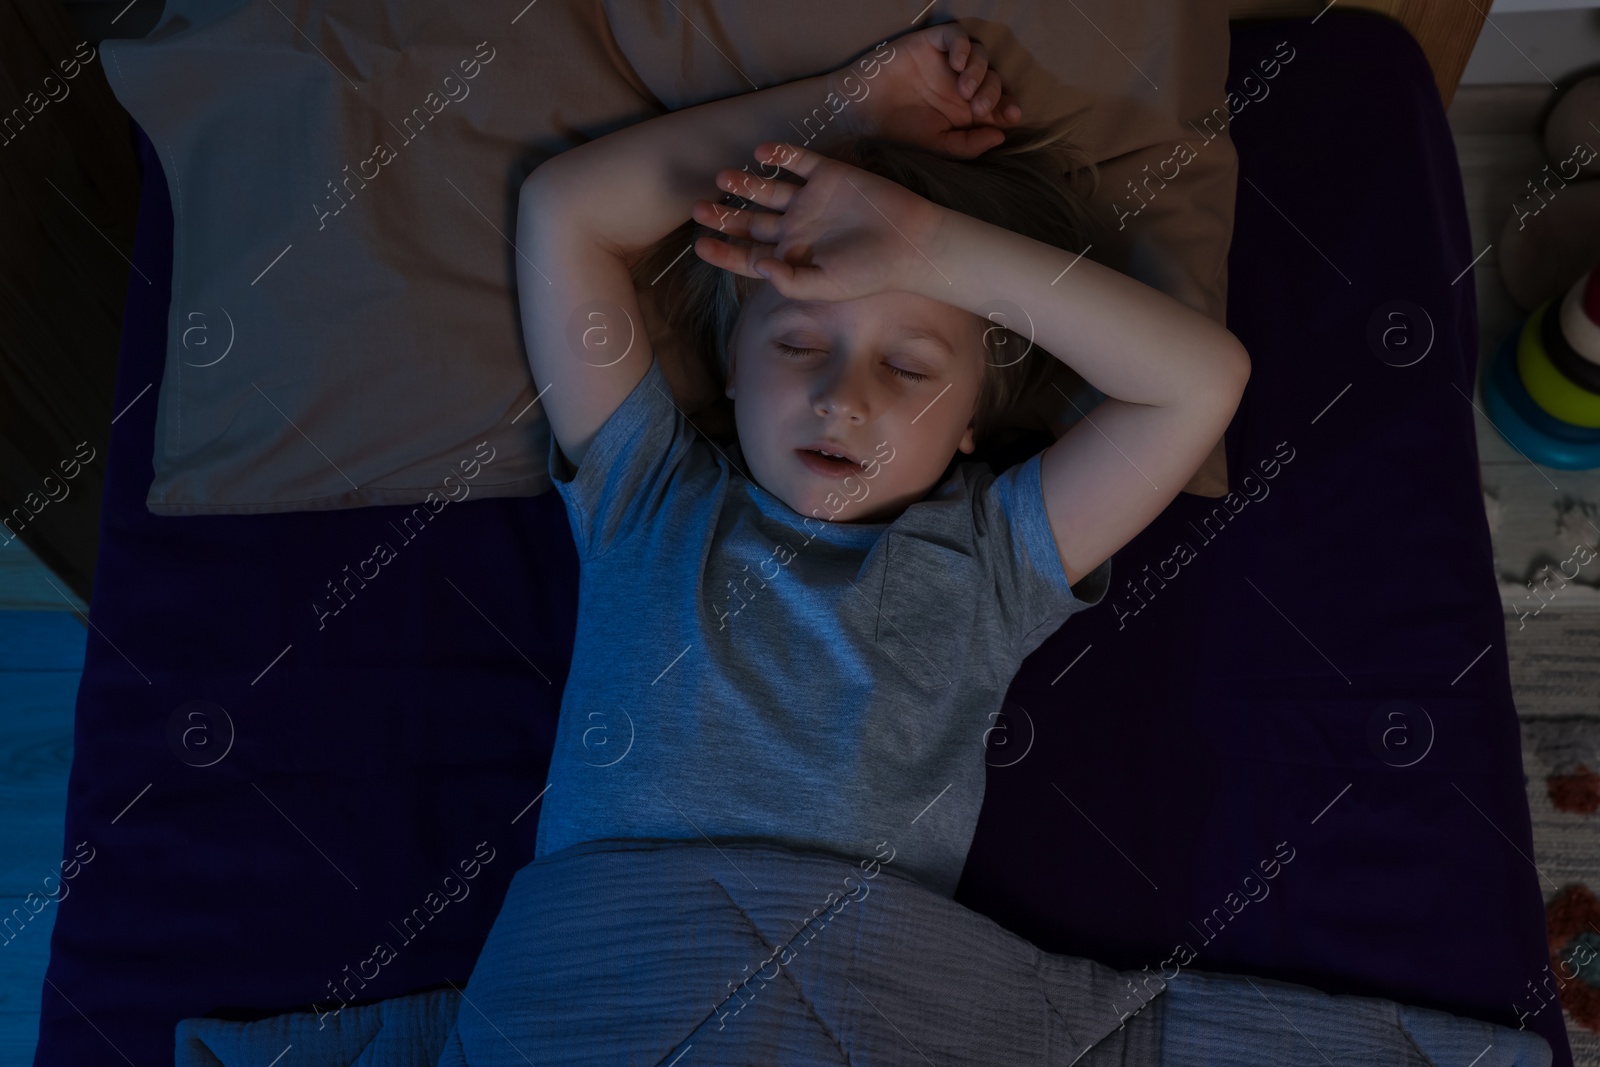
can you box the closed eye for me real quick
[773,342,928,383]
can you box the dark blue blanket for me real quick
[34,10,1570,1067]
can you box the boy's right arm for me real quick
[513,65,857,470]
[513,64,865,471]
[516,25,1015,467]
[513,61,864,471]
[514,176,655,472]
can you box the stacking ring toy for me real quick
[1540,282,1600,394]
[1484,317,1600,470]
[1518,276,1600,428]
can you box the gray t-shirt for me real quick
[534,356,1112,897]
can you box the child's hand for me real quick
[691,142,945,303]
[831,24,1023,159]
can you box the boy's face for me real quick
[725,282,988,524]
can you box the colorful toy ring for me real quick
[1519,301,1600,428]
[1485,320,1600,470]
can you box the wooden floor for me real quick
[0,595,84,1064]
[0,81,1589,1064]
[0,545,87,616]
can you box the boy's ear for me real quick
[959,420,977,455]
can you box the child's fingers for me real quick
[930,22,969,71]
[692,198,746,238]
[693,233,775,280]
[957,39,990,100]
[970,69,1003,117]
[752,142,824,183]
[940,126,1006,158]
[752,256,826,299]
[715,167,797,213]
[692,199,782,244]
[752,256,788,285]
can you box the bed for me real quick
[32,4,1569,1067]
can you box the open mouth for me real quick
[796,448,862,476]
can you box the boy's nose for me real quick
[813,395,869,423]
[812,361,873,422]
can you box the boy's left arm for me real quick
[913,206,1252,588]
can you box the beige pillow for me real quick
[102,0,656,514]
[104,0,1234,514]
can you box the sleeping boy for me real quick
[513,23,1249,898]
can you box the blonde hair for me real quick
[630,123,1103,451]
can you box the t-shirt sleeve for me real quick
[974,450,1112,661]
[546,356,695,562]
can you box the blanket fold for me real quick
[176,839,1552,1066]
